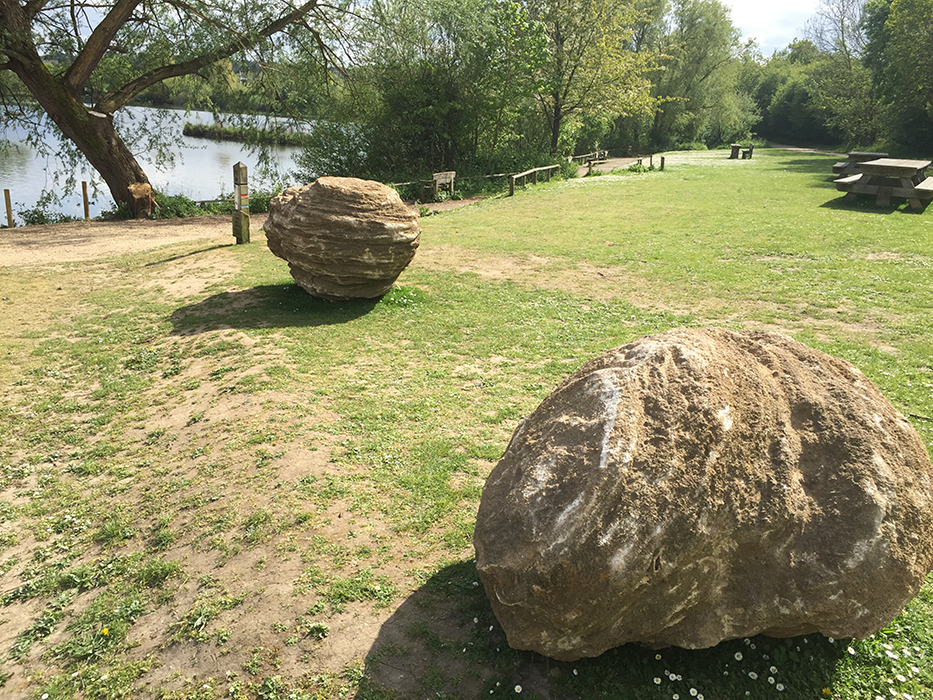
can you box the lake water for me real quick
[0,106,301,222]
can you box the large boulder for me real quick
[474,328,933,661]
[265,177,420,300]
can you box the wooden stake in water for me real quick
[82,181,90,220]
[232,162,250,244]
[4,189,12,228]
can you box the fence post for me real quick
[660,156,665,171]
[649,155,654,169]
[4,189,12,228]
[232,162,250,244]
[509,175,516,197]
[82,181,90,219]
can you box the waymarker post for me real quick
[233,162,250,244]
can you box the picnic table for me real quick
[832,151,888,177]
[833,158,933,209]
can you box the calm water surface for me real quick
[0,106,300,222]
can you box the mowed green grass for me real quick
[0,148,930,700]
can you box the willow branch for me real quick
[98,0,319,113]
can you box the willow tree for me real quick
[0,1,334,217]
[525,0,657,154]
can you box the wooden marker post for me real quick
[82,181,90,219]
[232,162,250,244]
[4,189,12,228]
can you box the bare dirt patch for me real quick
[0,214,264,267]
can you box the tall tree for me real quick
[526,0,657,154]
[647,0,749,149]
[0,1,333,217]
[804,0,866,69]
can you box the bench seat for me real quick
[834,174,862,190]
[914,178,933,193]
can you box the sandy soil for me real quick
[0,194,495,267]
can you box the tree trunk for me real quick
[3,20,155,218]
[67,110,156,219]
[550,97,563,154]
[37,94,155,218]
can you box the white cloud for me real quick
[722,0,818,56]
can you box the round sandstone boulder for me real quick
[265,177,420,300]
[474,328,933,661]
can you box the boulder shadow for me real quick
[169,284,380,335]
[360,559,844,699]
[360,559,557,699]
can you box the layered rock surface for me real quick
[474,328,933,661]
[265,177,420,300]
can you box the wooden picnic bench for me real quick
[834,158,933,209]
[729,143,754,159]
[832,151,888,177]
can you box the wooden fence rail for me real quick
[568,150,610,164]
[509,164,561,196]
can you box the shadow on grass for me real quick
[767,155,839,177]
[144,244,233,266]
[169,283,380,335]
[819,196,928,214]
[360,560,843,700]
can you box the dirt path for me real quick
[0,195,487,267]
[0,214,259,267]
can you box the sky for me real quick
[723,0,819,56]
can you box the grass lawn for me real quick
[0,148,931,699]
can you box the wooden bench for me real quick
[741,145,754,159]
[913,179,933,200]
[833,174,862,189]
[422,171,455,201]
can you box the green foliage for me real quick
[16,192,81,226]
[295,0,555,181]
[647,0,749,150]
[530,0,656,153]
[293,120,373,180]
[247,188,280,214]
[182,122,307,147]
[100,191,234,220]
[741,44,840,146]
[324,570,397,612]
[808,58,882,147]
[862,0,933,151]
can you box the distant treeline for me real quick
[182,122,307,146]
